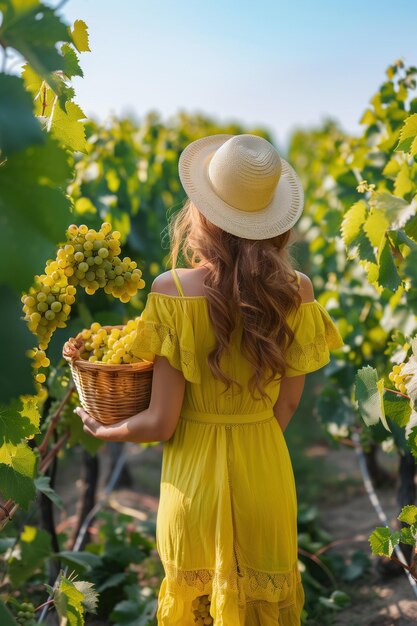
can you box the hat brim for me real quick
[178,134,304,240]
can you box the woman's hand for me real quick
[74,406,122,441]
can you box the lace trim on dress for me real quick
[132,320,200,384]
[160,558,301,606]
[285,331,328,371]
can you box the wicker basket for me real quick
[63,325,153,424]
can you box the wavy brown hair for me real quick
[168,198,302,400]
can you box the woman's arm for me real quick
[273,271,314,432]
[273,374,305,432]
[76,354,186,443]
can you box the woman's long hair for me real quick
[168,198,302,400]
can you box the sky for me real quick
[58,0,417,154]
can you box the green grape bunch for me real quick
[192,594,213,624]
[21,222,146,389]
[388,363,411,394]
[13,601,36,626]
[65,222,145,300]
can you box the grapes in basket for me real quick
[73,319,142,365]
[64,320,153,424]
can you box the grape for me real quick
[13,600,36,625]
[191,595,213,624]
[389,363,411,395]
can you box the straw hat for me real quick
[178,133,304,240]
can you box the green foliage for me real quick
[8,525,51,586]
[0,136,73,293]
[0,397,41,508]
[110,584,157,626]
[0,74,44,154]
[368,504,417,559]
[0,599,18,626]
[34,475,64,509]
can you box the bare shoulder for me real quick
[296,271,315,304]
[151,270,178,295]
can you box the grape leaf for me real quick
[398,504,417,525]
[55,551,102,573]
[73,580,99,613]
[0,75,44,155]
[0,442,36,477]
[71,20,91,53]
[356,232,377,263]
[62,43,83,79]
[399,526,416,545]
[377,239,401,292]
[405,248,417,290]
[8,525,51,586]
[0,0,71,95]
[407,425,417,459]
[369,527,399,556]
[395,113,417,155]
[405,214,417,242]
[0,286,35,402]
[0,599,18,626]
[34,475,64,510]
[383,391,411,428]
[0,464,35,509]
[50,101,87,153]
[340,200,367,246]
[54,574,86,626]
[394,163,414,197]
[371,191,412,227]
[364,209,389,248]
[0,396,40,445]
[355,366,391,431]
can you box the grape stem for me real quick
[39,432,70,473]
[384,386,409,400]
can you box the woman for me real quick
[76,134,344,625]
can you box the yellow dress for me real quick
[131,270,344,626]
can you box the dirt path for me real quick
[314,443,417,626]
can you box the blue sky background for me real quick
[59,0,417,153]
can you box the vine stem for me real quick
[388,554,417,580]
[297,546,338,588]
[38,384,75,457]
[35,598,54,613]
[314,536,372,557]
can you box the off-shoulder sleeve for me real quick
[284,300,345,377]
[130,293,200,384]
